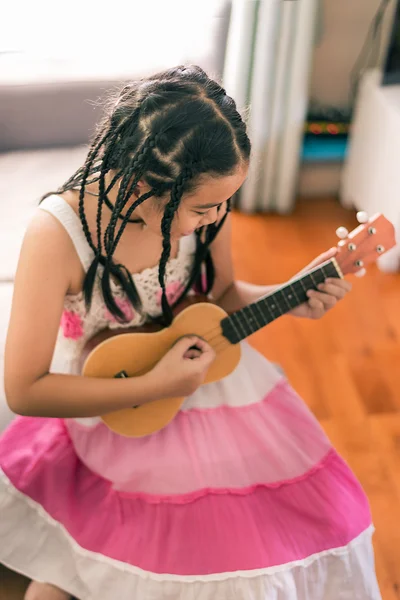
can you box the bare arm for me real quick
[4,211,161,418]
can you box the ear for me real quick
[129,179,146,198]
[135,178,153,196]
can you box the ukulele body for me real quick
[81,301,241,437]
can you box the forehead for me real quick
[185,166,248,207]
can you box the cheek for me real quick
[140,201,164,233]
[173,211,202,236]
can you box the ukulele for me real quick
[81,212,396,438]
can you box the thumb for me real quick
[299,247,337,274]
[173,336,202,353]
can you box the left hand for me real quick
[289,248,352,320]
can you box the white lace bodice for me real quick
[39,196,196,375]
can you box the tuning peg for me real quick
[355,268,367,278]
[356,211,369,224]
[336,226,349,239]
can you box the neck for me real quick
[220,258,342,344]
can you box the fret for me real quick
[264,299,279,320]
[297,277,308,293]
[326,261,341,279]
[254,300,269,327]
[287,283,301,304]
[278,286,298,310]
[308,272,318,287]
[269,297,283,315]
[302,271,324,291]
[244,305,262,332]
[231,311,251,338]
[228,314,242,340]
[237,306,256,338]
[321,265,329,279]
[321,262,339,280]
[258,297,275,320]
[276,289,292,311]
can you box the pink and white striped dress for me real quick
[0,196,381,599]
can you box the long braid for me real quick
[103,137,157,254]
[97,131,121,255]
[99,190,157,321]
[98,142,162,319]
[110,188,159,255]
[103,166,140,253]
[78,136,108,255]
[77,120,129,254]
[158,166,194,324]
[80,121,132,309]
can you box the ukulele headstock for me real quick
[334,212,396,276]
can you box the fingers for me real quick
[306,298,326,318]
[324,278,352,293]
[189,337,216,366]
[306,292,331,311]
[184,349,202,359]
[174,336,215,361]
[306,278,351,312]
[173,336,203,353]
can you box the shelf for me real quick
[301,135,348,163]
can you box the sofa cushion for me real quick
[0,146,88,281]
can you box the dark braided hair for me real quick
[41,65,251,325]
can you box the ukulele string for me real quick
[204,334,231,354]
[211,339,232,354]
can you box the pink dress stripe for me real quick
[0,417,372,576]
[65,380,332,495]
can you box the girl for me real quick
[0,66,380,600]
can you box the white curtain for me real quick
[223,0,319,213]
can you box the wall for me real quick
[309,0,397,111]
[299,0,397,198]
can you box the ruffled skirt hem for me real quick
[0,471,382,600]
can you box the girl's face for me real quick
[134,165,248,239]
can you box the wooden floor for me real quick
[1,197,399,599]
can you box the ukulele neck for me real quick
[220,258,342,344]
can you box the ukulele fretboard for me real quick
[221,259,341,344]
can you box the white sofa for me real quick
[0,1,231,431]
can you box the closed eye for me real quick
[192,201,226,216]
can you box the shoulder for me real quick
[19,198,83,291]
[26,203,74,253]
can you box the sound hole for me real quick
[114,370,139,409]
[114,370,128,379]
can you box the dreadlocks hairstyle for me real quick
[41,65,251,325]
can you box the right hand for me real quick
[150,336,216,398]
